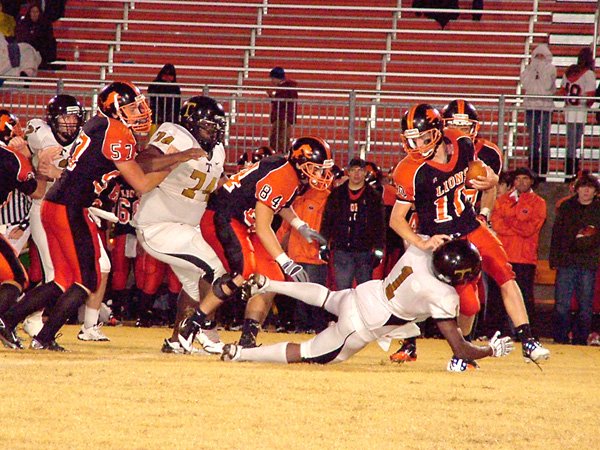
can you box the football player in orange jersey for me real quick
[177,137,334,351]
[389,103,549,368]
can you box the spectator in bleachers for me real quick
[147,63,181,127]
[267,66,298,153]
[0,34,41,80]
[412,0,459,29]
[39,0,67,23]
[550,172,600,345]
[0,2,16,38]
[520,44,556,178]
[491,167,546,333]
[1,1,25,19]
[472,0,483,21]
[15,2,57,69]
[559,46,596,179]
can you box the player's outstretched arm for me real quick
[436,318,496,361]
[136,145,206,173]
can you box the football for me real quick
[576,225,597,238]
[465,160,488,187]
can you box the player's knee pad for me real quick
[212,273,241,302]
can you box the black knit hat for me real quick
[269,67,285,80]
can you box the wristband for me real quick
[290,218,306,230]
[275,252,291,266]
[479,207,491,220]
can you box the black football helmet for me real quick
[400,104,443,160]
[432,239,482,286]
[0,109,22,144]
[46,95,85,146]
[441,99,480,139]
[98,81,152,134]
[288,136,334,191]
[180,96,226,156]
[237,146,274,168]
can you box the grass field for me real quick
[1,325,599,450]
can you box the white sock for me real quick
[83,306,100,329]
[267,280,329,308]
[239,342,289,363]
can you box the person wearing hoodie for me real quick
[520,44,556,177]
[267,66,298,153]
[147,63,181,127]
[559,47,596,179]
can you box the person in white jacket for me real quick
[520,44,557,177]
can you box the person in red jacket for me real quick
[491,167,547,332]
[276,184,332,332]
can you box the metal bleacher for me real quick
[1,0,599,173]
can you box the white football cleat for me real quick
[196,327,225,354]
[522,338,550,363]
[77,324,110,342]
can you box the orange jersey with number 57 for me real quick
[46,115,136,208]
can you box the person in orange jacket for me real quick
[276,184,332,332]
[491,167,546,331]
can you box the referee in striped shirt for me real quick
[0,189,32,254]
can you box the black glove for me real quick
[319,244,330,263]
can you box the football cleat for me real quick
[238,333,258,349]
[161,338,187,354]
[522,338,550,363]
[390,341,417,363]
[177,316,201,352]
[197,326,224,355]
[220,343,242,361]
[447,356,479,372]
[588,332,600,347]
[0,317,23,349]
[242,273,270,299]
[30,334,67,352]
[77,324,110,342]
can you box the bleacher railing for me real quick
[1,80,598,179]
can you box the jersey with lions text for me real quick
[133,122,225,227]
[393,128,480,236]
[45,115,136,208]
[208,154,300,230]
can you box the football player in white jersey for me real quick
[134,95,228,354]
[24,94,112,341]
[221,239,514,371]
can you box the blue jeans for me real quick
[553,266,597,345]
[525,110,551,175]
[565,122,584,176]
[332,250,372,290]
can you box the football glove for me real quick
[489,331,514,357]
[297,223,327,245]
[280,259,309,283]
[319,244,330,262]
